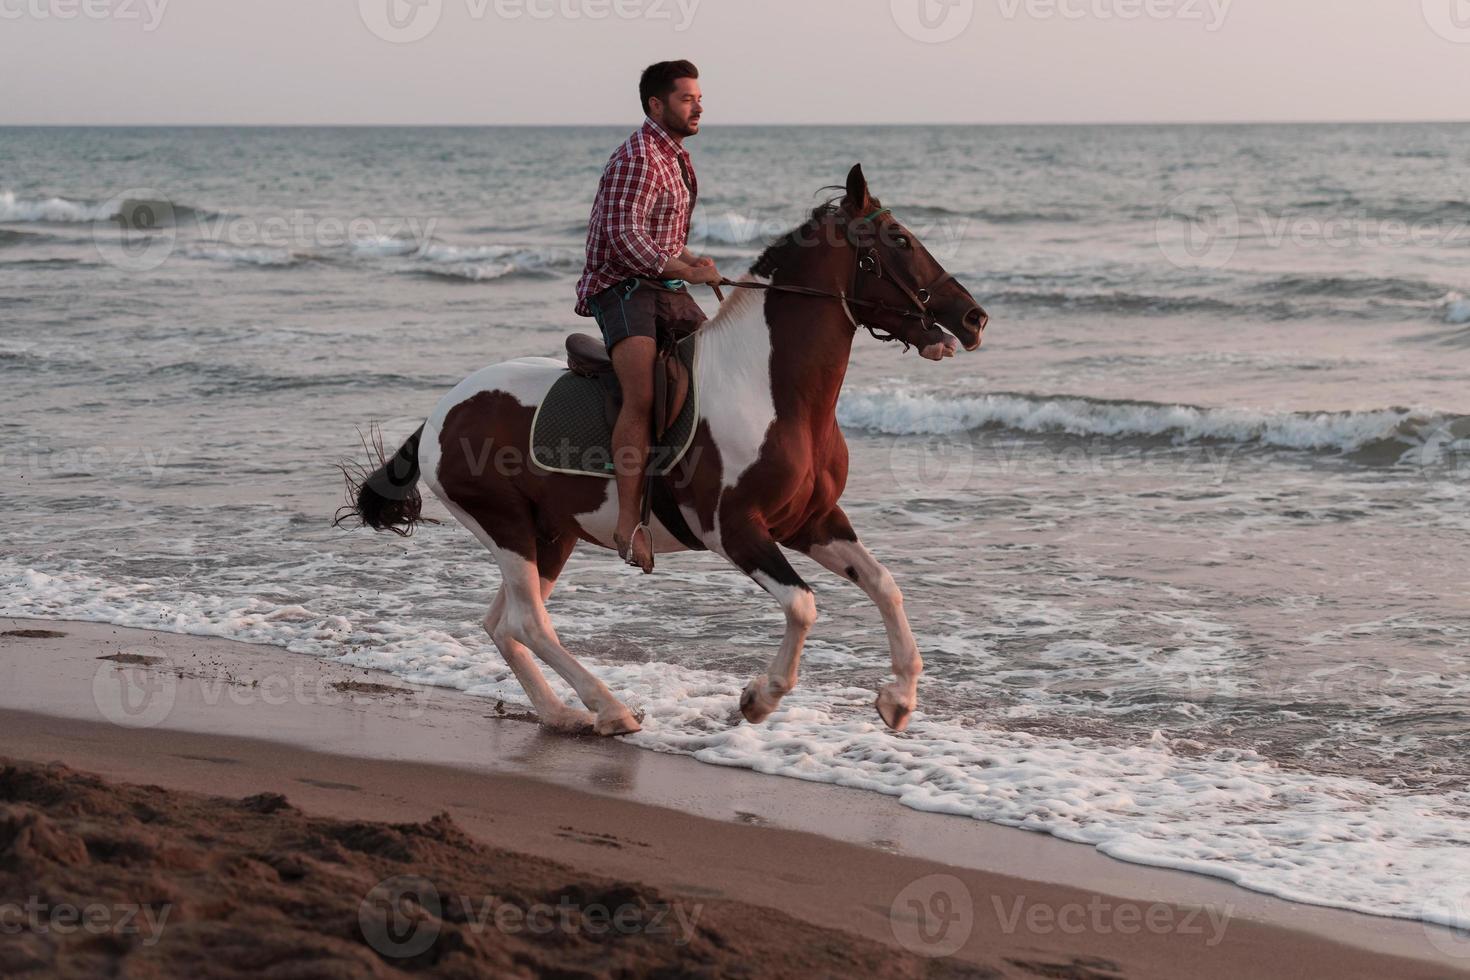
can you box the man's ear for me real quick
[844,164,872,214]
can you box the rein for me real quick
[645,208,950,349]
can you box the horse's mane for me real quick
[749,189,875,279]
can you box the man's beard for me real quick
[662,110,699,138]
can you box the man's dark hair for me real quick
[639,60,699,115]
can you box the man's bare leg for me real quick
[610,334,656,573]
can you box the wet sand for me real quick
[1,617,1464,978]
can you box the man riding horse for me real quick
[575,59,721,575]
[340,124,989,738]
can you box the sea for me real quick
[2,123,1468,931]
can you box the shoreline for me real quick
[1,616,1465,977]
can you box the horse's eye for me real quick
[895,236,909,249]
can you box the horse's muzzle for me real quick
[953,306,987,351]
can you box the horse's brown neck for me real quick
[756,222,858,433]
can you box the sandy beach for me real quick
[1,617,1463,978]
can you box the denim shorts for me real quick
[586,277,707,351]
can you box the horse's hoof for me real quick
[875,686,913,733]
[543,708,597,735]
[594,710,642,737]
[739,678,780,724]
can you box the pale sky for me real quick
[4,0,1470,125]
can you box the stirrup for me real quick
[615,523,655,574]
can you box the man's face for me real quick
[651,78,702,138]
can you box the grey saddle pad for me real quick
[529,334,700,478]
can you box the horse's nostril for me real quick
[964,308,984,328]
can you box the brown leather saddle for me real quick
[565,330,692,439]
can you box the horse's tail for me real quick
[333,423,430,537]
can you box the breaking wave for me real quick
[0,190,209,225]
[405,243,581,281]
[837,389,1463,460]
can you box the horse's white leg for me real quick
[722,533,818,724]
[799,513,922,732]
[489,548,642,737]
[483,584,595,734]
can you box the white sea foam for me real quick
[0,190,116,223]
[186,244,300,267]
[837,388,1452,456]
[408,243,581,280]
[348,234,422,256]
[689,210,778,246]
[4,558,1469,931]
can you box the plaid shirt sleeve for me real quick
[600,152,675,275]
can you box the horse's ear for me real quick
[844,164,871,213]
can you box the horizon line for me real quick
[4,119,1470,128]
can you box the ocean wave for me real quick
[887,203,1083,224]
[0,190,116,223]
[0,257,86,268]
[837,389,1460,459]
[406,243,581,281]
[689,210,778,246]
[0,228,54,246]
[984,287,1254,318]
[985,281,1463,323]
[185,244,303,267]
[135,360,445,394]
[348,234,423,256]
[1261,274,1448,303]
[0,190,207,225]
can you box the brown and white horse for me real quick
[340,165,987,737]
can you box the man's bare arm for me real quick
[660,251,721,284]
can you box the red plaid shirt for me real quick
[575,117,697,316]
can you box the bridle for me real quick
[649,207,956,348]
